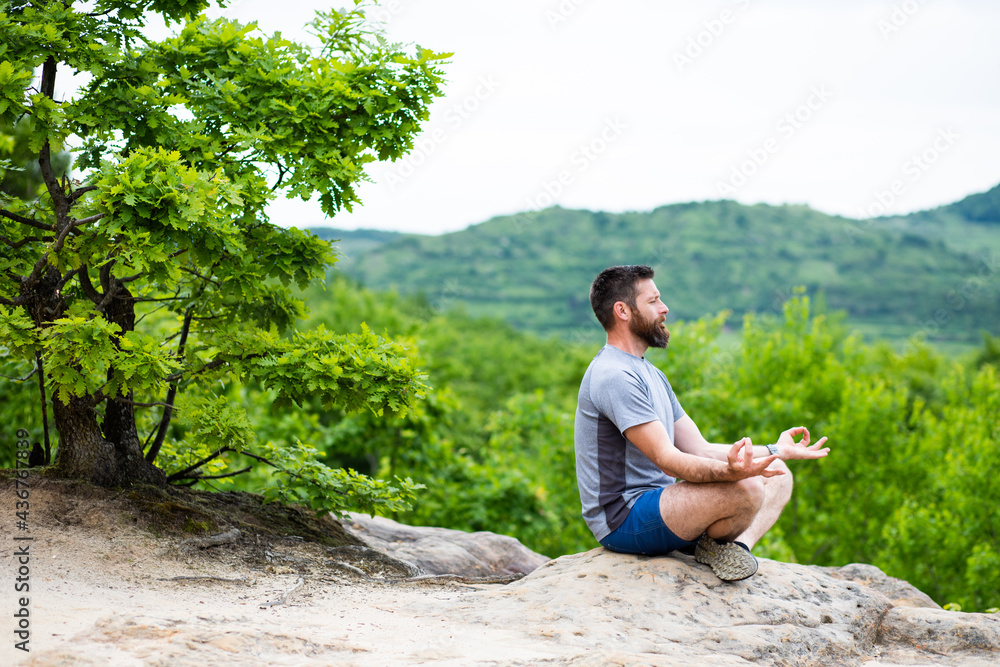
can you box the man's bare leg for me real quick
[657,476,766,543]
[658,460,793,547]
[736,460,793,549]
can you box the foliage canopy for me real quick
[0,0,447,514]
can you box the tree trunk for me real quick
[101,282,166,486]
[50,395,118,484]
[20,266,110,484]
[26,267,166,487]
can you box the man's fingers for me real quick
[761,467,786,477]
[728,439,745,462]
[806,436,828,451]
[759,453,780,468]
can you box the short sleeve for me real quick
[591,369,660,435]
[664,376,685,422]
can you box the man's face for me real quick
[628,279,670,348]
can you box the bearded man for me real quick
[574,265,830,580]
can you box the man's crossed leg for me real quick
[660,459,794,580]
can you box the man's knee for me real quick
[769,459,794,498]
[734,476,766,510]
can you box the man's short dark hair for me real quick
[589,265,655,331]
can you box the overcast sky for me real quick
[201,0,1000,235]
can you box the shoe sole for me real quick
[695,536,758,581]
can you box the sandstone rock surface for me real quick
[820,562,942,609]
[343,511,550,577]
[398,547,1000,666]
[13,483,1000,666]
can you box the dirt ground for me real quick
[0,475,555,666]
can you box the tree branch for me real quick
[230,450,280,467]
[26,215,79,286]
[0,366,37,382]
[38,57,69,219]
[165,446,234,482]
[113,397,176,409]
[134,302,167,328]
[68,185,98,203]
[48,212,88,255]
[163,357,230,383]
[95,280,119,313]
[72,212,105,227]
[1,233,53,249]
[0,209,54,233]
[228,450,346,497]
[0,283,30,306]
[77,264,104,304]
[99,258,114,292]
[175,466,253,483]
[54,268,80,295]
[135,295,188,303]
[35,350,51,464]
[272,162,288,191]
[180,266,220,285]
[119,271,145,283]
[147,308,193,463]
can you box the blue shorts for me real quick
[599,487,698,556]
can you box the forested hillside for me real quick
[209,277,1000,612]
[311,184,1000,347]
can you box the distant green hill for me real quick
[308,185,1000,347]
[927,183,1000,224]
[307,227,403,263]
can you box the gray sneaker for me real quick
[694,535,759,581]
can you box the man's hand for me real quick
[774,426,830,461]
[726,437,784,480]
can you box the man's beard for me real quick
[630,309,670,349]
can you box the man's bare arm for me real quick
[673,415,830,462]
[624,420,782,483]
[672,414,726,460]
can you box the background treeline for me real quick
[296,276,1000,612]
[4,271,998,610]
[314,183,1000,353]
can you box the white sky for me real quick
[206,0,1000,234]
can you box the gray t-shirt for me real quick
[574,345,685,541]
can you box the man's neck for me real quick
[606,331,648,358]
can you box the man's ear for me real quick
[614,301,630,321]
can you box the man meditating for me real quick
[574,265,830,580]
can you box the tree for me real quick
[0,0,448,513]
